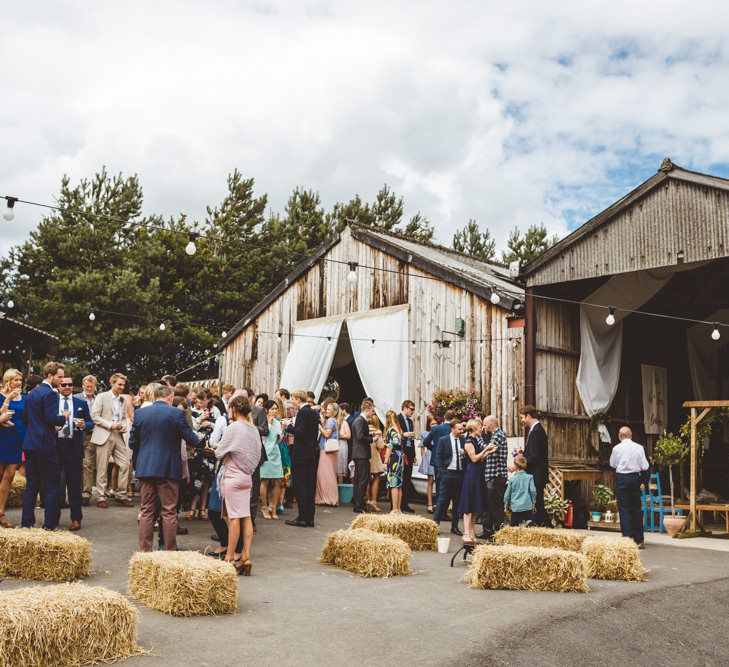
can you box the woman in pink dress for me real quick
[315,402,340,506]
[215,396,261,575]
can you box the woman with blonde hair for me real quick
[215,396,261,575]
[459,419,489,543]
[383,410,405,513]
[367,413,385,512]
[315,402,340,506]
[0,369,25,527]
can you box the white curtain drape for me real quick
[346,305,409,423]
[687,308,729,400]
[278,316,344,400]
[576,269,673,441]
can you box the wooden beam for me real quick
[690,407,697,533]
[524,288,536,407]
[682,400,729,408]
[695,408,711,425]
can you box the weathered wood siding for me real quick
[527,177,729,287]
[220,227,524,436]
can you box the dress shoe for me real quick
[116,498,133,507]
[96,500,108,508]
[285,518,308,527]
[82,498,90,507]
[638,543,646,550]
[401,506,415,514]
[176,526,189,535]
[210,534,220,542]
[353,509,365,514]
[450,528,464,536]
[305,521,315,527]
[69,520,81,531]
[476,531,492,540]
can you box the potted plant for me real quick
[652,432,689,536]
[591,484,614,523]
[544,491,570,528]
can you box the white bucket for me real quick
[437,537,451,554]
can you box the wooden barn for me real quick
[218,224,525,435]
[0,311,59,378]
[521,158,729,506]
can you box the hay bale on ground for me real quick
[128,550,238,616]
[0,583,141,667]
[0,527,91,582]
[464,544,589,593]
[582,535,647,581]
[320,528,411,577]
[350,512,438,550]
[493,525,586,552]
[6,472,25,507]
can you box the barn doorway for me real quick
[321,321,367,410]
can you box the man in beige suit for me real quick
[91,373,133,508]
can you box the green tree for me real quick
[501,223,559,267]
[452,219,496,261]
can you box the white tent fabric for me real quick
[346,305,409,423]
[687,308,729,400]
[278,316,344,400]
[576,269,673,441]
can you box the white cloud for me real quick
[2,0,729,256]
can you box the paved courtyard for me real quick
[3,501,729,666]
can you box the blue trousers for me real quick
[433,470,463,531]
[57,439,84,522]
[22,449,61,530]
[616,472,644,545]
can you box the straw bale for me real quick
[582,535,647,581]
[6,472,25,507]
[0,527,91,582]
[320,528,411,577]
[128,550,238,616]
[493,525,586,552]
[0,583,141,667]
[464,544,589,593]
[350,512,438,550]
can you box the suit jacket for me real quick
[434,433,466,471]
[397,413,416,454]
[350,414,374,460]
[422,421,451,452]
[287,404,320,461]
[524,422,549,488]
[251,404,269,463]
[129,400,198,479]
[22,382,66,452]
[56,395,94,450]
[90,391,128,445]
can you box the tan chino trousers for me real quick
[94,430,130,499]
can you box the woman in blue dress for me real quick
[458,419,489,543]
[0,368,25,527]
[384,410,405,513]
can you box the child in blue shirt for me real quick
[504,455,537,526]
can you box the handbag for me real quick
[324,438,340,453]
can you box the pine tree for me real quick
[451,219,496,261]
[501,223,559,266]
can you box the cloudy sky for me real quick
[2,1,729,255]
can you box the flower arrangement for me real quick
[425,389,481,422]
[543,491,570,527]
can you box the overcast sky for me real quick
[2,1,729,256]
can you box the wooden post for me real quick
[690,407,697,533]
[524,288,536,407]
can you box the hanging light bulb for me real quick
[276,332,282,343]
[185,233,198,256]
[490,290,500,305]
[711,323,721,341]
[221,331,227,338]
[326,336,332,345]
[3,197,17,222]
[479,339,484,349]
[6,299,14,309]
[605,307,616,326]
[159,323,166,331]
[89,312,96,321]
[370,339,376,348]
[411,339,416,347]
[347,262,357,284]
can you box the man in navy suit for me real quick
[56,376,94,530]
[396,400,417,513]
[516,405,549,527]
[423,409,456,515]
[21,361,68,530]
[129,384,198,551]
[432,418,466,535]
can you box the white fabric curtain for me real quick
[346,305,409,423]
[576,269,673,441]
[278,316,344,399]
[687,308,729,400]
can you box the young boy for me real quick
[504,454,537,526]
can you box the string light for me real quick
[159,323,166,331]
[411,339,416,346]
[276,332,282,343]
[2,196,17,221]
[490,290,500,305]
[605,307,616,326]
[326,336,332,345]
[221,331,227,337]
[370,339,376,348]
[347,262,357,284]
[479,339,484,348]
[89,312,96,321]
[185,233,198,256]
[6,299,13,309]
[712,323,721,341]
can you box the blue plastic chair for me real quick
[641,473,684,533]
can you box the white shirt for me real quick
[58,394,73,438]
[610,439,649,474]
[111,393,123,422]
[209,415,229,446]
[447,435,464,471]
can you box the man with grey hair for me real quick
[610,426,649,549]
[75,374,97,506]
[479,415,507,539]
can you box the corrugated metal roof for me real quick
[0,312,60,341]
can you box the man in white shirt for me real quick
[74,374,97,506]
[432,419,466,536]
[610,426,649,549]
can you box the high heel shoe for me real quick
[234,559,252,576]
[269,506,279,520]
[262,507,272,520]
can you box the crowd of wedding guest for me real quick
[0,361,550,576]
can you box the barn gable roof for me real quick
[218,223,522,348]
[521,158,729,279]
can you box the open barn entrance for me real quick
[320,321,367,410]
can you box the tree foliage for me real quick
[451,219,496,261]
[501,223,559,267]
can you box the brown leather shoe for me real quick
[116,498,133,507]
[97,499,108,508]
[69,520,81,531]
